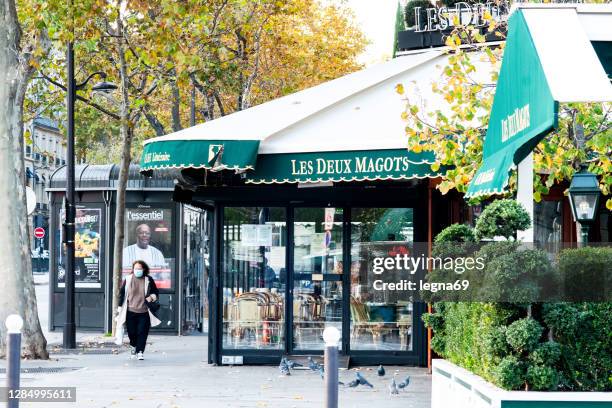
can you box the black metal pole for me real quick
[63,40,76,349]
[6,328,22,408]
[580,224,590,247]
[324,343,339,408]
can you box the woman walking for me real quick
[116,260,161,360]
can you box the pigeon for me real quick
[377,365,385,376]
[397,375,410,389]
[308,356,320,372]
[285,359,303,369]
[347,379,359,388]
[389,377,399,395]
[278,358,291,376]
[356,372,374,388]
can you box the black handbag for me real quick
[145,277,161,315]
[146,298,161,315]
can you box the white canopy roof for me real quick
[144,49,496,155]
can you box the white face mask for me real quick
[133,268,144,278]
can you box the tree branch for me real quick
[38,73,121,120]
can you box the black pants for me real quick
[126,311,150,353]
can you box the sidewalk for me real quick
[0,276,432,407]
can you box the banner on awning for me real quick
[140,139,260,171]
[245,149,441,184]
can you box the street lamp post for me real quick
[63,41,117,349]
[322,326,341,408]
[568,165,601,246]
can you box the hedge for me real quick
[423,200,612,391]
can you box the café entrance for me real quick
[194,182,432,366]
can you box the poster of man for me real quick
[123,207,173,289]
[57,208,102,288]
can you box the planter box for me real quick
[432,359,611,408]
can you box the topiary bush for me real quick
[475,242,556,303]
[529,342,561,366]
[495,355,525,390]
[527,365,559,391]
[506,318,543,354]
[475,199,531,240]
[434,223,477,243]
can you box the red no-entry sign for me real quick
[34,227,45,239]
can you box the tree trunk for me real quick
[171,75,182,132]
[0,0,48,359]
[111,12,134,335]
[190,82,196,126]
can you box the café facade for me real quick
[140,4,612,366]
[140,50,484,366]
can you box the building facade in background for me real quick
[24,116,66,268]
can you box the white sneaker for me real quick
[129,346,136,359]
[137,352,144,360]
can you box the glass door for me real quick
[350,208,415,352]
[182,206,208,334]
[292,207,344,351]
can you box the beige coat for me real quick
[116,274,162,327]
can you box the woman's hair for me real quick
[131,260,150,276]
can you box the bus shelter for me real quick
[47,164,209,335]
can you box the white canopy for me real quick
[143,49,484,155]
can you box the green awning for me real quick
[466,6,612,199]
[140,139,260,171]
[245,149,441,184]
[466,9,557,198]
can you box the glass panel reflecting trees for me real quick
[293,208,343,350]
[222,207,286,349]
[350,208,414,351]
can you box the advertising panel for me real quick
[58,208,102,288]
[122,206,174,289]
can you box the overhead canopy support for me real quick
[466,5,612,199]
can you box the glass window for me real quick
[222,207,286,349]
[293,208,343,350]
[350,208,414,351]
[534,200,563,252]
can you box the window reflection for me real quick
[293,208,343,350]
[222,207,286,349]
[351,208,414,351]
[534,200,562,254]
